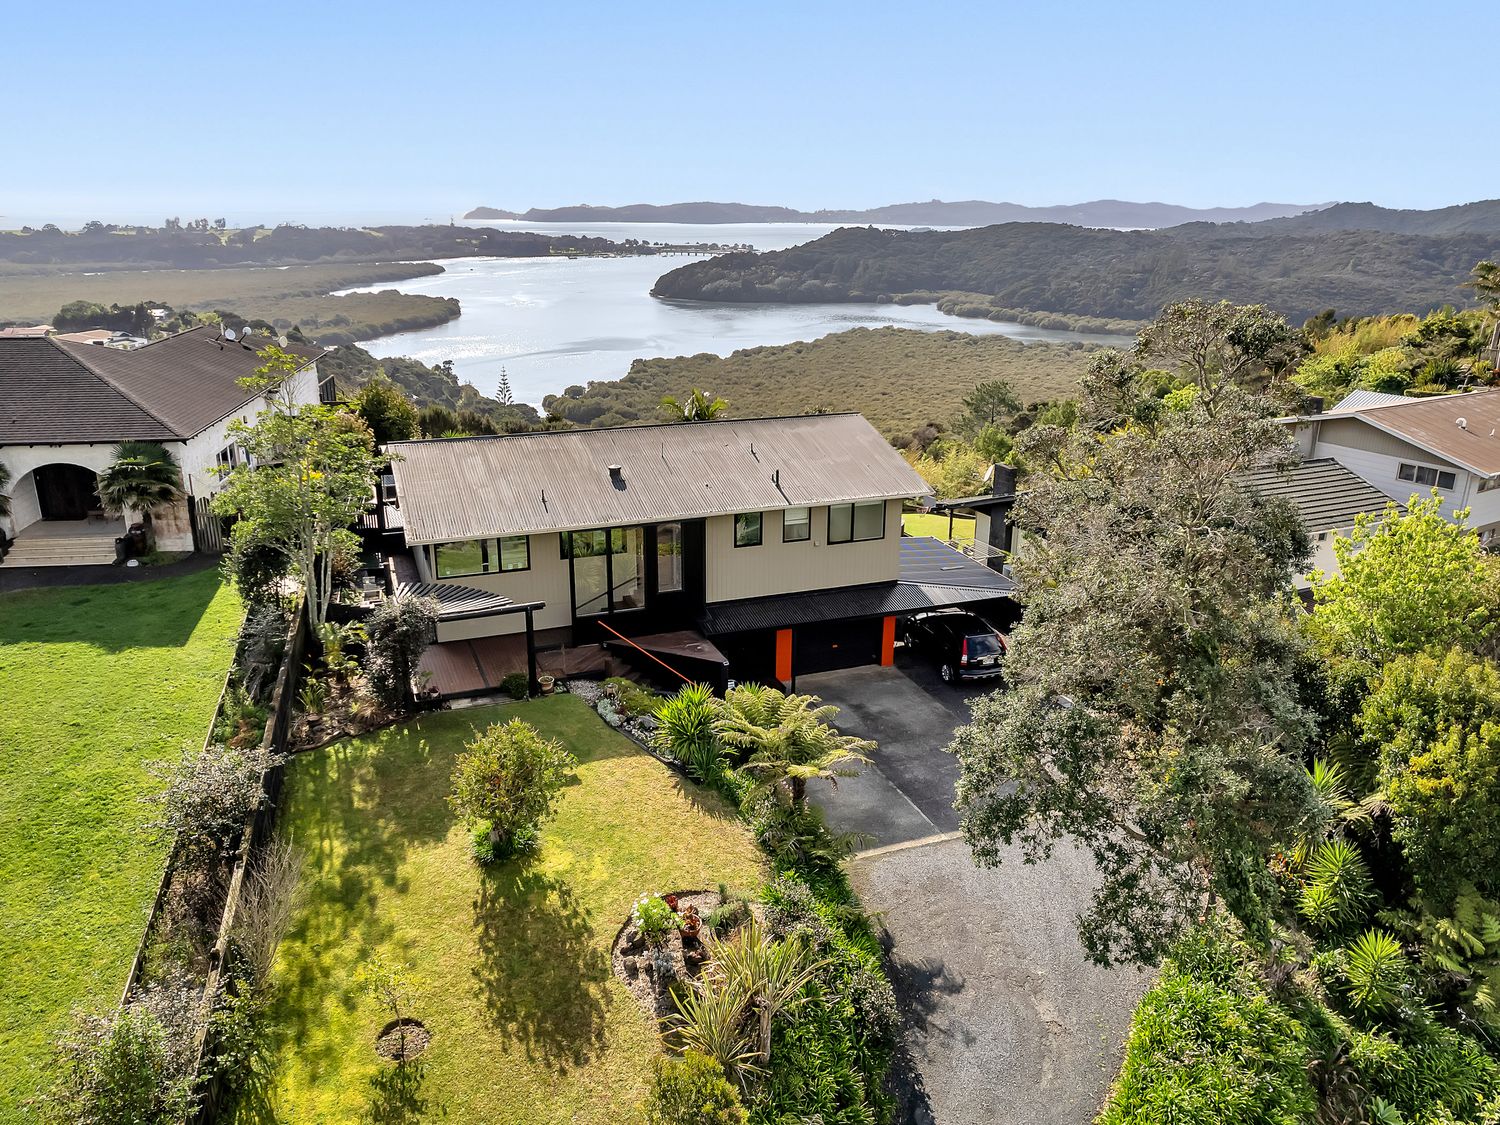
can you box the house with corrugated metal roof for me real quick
[1285,387,1500,545]
[384,413,1015,690]
[0,327,328,566]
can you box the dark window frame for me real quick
[433,535,530,578]
[782,506,811,543]
[734,511,763,548]
[1396,462,1456,490]
[827,500,887,544]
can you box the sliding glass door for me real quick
[567,527,646,617]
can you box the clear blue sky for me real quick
[5,0,1496,225]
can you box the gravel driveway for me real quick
[801,663,1150,1125]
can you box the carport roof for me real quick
[700,536,1014,635]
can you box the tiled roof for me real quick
[0,338,178,443]
[57,327,322,439]
[0,327,321,446]
[1239,458,1396,532]
[388,414,930,544]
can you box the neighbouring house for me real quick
[385,413,1015,691]
[0,324,54,338]
[1238,457,1397,587]
[1286,387,1500,544]
[0,326,328,566]
[929,463,1020,568]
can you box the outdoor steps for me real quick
[0,535,117,568]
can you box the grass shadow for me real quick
[470,861,611,1072]
[362,1059,446,1124]
[0,564,225,652]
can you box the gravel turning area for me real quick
[801,663,1151,1125]
[853,837,1149,1124]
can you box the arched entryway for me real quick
[32,463,102,521]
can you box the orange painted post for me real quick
[880,616,896,666]
[775,628,793,684]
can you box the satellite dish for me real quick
[277,335,288,348]
[224,328,237,342]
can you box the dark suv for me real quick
[901,610,1008,683]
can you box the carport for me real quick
[700,536,1014,687]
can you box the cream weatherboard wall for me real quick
[704,500,903,603]
[422,531,574,641]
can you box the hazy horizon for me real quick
[4,0,1497,223]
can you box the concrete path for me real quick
[802,662,1150,1125]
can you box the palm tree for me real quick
[661,387,728,422]
[96,441,184,532]
[1467,260,1500,370]
[0,460,11,523]
[715,684,874,807]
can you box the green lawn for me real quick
[902,511,976,540]
[257,695,766,1124]
[0,568,242,1119]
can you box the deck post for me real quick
[525,607,538,695]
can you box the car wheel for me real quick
[939,662,956,683]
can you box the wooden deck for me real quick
[419,637,621,698]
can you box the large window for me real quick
[433,535,529,578]
[734,512,763,548]
[782,506,811,543]
[828,500,886,544]
[1397,463,1456,490]
[565,527,646,615]
[657,522,684,592]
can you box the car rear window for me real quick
[966,632,1002,657]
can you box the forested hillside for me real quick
[652,223,1500,324]
[0,223,647,272]
[1248,198,1500,236]
[540,326,1094,435]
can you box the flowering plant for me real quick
[632,893,681,942]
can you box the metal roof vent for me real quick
[1457,417,1469,430]
[608,464,624,479]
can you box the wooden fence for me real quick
[190,496,227,555]
[187,605,307,1123]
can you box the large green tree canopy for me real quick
[952,302,1322,965]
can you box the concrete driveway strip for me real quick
[853,837,1151,1125]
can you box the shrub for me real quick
[644,1050,746,1125]
[1340,930,1414,1019]
[231,838,304,988]
[145,743,274,869]
[1098,926,1316,1125]
[633,894,682,943]
[653,683,724,783]
[1298,838,1375,936]
[448,718,576,860]
[499,671,530,700]
[364,594,439,709]
[38,991,200,1125]
[605,676,664,717]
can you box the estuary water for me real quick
[337,221,1127,404]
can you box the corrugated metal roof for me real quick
[388,413,930,544]
[898,535,1014,590]
[396,581,540,621]
[1328,389,1411,413]
[1239,458,1395,532]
